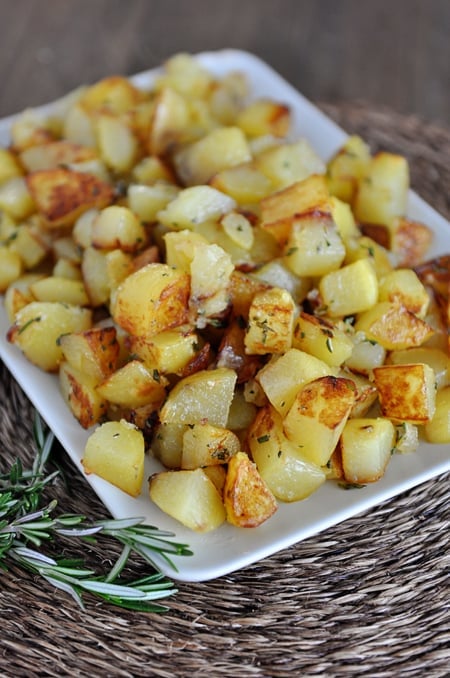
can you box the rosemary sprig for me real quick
[0,413,192,612]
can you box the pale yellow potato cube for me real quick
[92,205,146,253]
[72,208,98,249]
[82,246,110,307]
[209,162,273,204]
[284,213,345,277]
[151,422,186,469]
[131,155,174,185]
[96,113,138,173]
[7,301,92,372]
[174,126,252,186]
[59,361,108,429]
[220,212,254,250]
[96,360,167,409]
[164,230,209,271]
[378,269,430,317]
[63,103,97,147]
[52,234,82,264]
[319,258,379,317]
[149,468,226,533]
[127,183,179,223]
[424,386,450,443]
[156,52,213,98]
[248,405,326,502]
[329,196,360,242]
[83,420,145,497]
[257,348,335,416]
[345,332,386,375]
[224,452,277,528]
[8,223,49,269]
[344,235,394,279]
[53,258,83,281]
[245,287,295,355]
[30,276,89,306]
[354,152,409,226]
[283,376,356,466]
[326,135,371,203]
[157,185,236,230]
[112,263,190,337]
[252,258,312,304]
[105,249,133,293]
[149,87,191,156]
[226,388,257,431]
[255,139,325,190]
[393,422,419,454]
[373,363,436,424]
[292,313,353,367]
[80,75,142,114]
[0,148,23,183]
[129,326,198,375]
[236,99,290,137]
[159,367,237,427]
[190,241,234,322]
[0,177,35,220]
[355,302,434,350]
[0,246,23,292]
[340,417,396,484]
[181,423,240,469]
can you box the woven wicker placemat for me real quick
[0,103,449,678]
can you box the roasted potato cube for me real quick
[373,363,436,424]
[111,263,190,337]
[283,213,345,277]
[8,223,49,269]
[248,406,326,502]
[174,126,251,186]
[378,269,430,317]
[236,99,290,137]
[0,177,35,220]
[57,326,119,381]
[0,147,23,183]
[244,287,295,355]
[252,258,312,305]
[59,361,107,428]
[353,152,409,226]
[151,422,187,469]
[129,326,198,375]
[96,360,168,409]
[159,367,237,427]
[189,242,234,322]
[260,174,330,246]
[149,468,226,532]
[181,423,240,469]
[0,246,23,292]
[127,183,179,223]
[149,86,191,156]
[220,211,254,251]
[157,185,236,230]
[293,313,353,367]
[30,276,89,306]
[255,140,325,190]
[390,217,433,267]
[326,135,371,203]
[345,333,386,376]
[96,113,138,173]
[26,168,113,228]
[319,258,379,317]
[80,75,143,114]
[209,162,273,204]
[283,376,356,466]
[340,417,396,484]
[19,140,97,172]
[91,205,147,252]
[344,234,394,279]
[355,302,434,350]
[228,270,271,319]
[224,452,277,528]
[83,420,145,497]
[424,386,450,443]
[7,301,92,372]
[257,348,335,416]
[81,246,110,307]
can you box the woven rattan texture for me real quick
[0,104,449,677]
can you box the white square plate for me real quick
[0,50,449,582]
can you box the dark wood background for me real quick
[0,0,448,124]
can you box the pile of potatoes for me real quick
[1,53,449,533]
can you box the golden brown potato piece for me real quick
[26,167,114,228]
[373,363,436,424]
[224,452,277,528]
[57,326,120,381]
[59,361,107,428]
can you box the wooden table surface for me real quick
[0,0,448,124]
